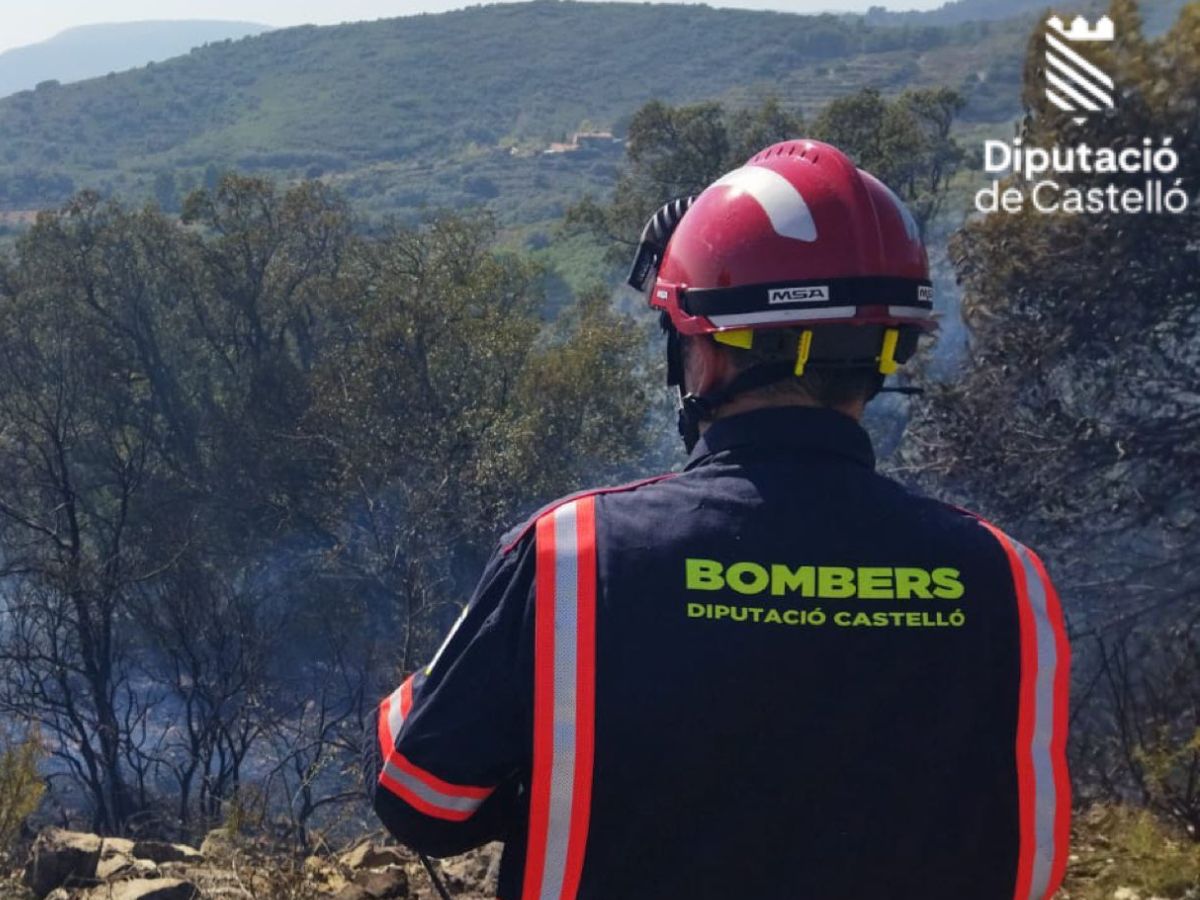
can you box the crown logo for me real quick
[1047,15,1115,42]
[1044,13,1116,124]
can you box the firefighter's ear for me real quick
[682,334,735,397]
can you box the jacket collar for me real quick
[685,406,876,471]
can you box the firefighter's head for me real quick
[627,139,936,450]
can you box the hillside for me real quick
[866,0,1188,31]
[0,0,1033,225]
[0,21,271,99]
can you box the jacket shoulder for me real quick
[498,472,679,555]
[920,497,1049,568]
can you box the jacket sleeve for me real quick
[364,533,536,857]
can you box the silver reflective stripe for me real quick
[1016,542,1059,900]
[381,758,484,815]
[539,501,579,900]
[427,603,471,676]
[888,305,933,318]
[387,686,406,742]
[709,307,857,327]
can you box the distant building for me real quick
[573,131,618,147]
[542,131,622,155]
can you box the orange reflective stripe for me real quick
[1025,547,1073,895]
[978,519,1070,900]
[522,496,597,900]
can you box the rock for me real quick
[43,891,71,900]
[81,878,199,900]
[96,852,159,880]
[99,837,136,858]
[338,842,408,870]
[351,868,409,898]
[1112,890,1141,900]
[96,852,133,880]
[129,841,203,865]
[23,829,102,898]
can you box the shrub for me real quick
[0,729,45,860]
[1064,805,1200,899]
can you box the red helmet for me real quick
[627,139,935,450]
[632,139,935,371]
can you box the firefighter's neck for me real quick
[685,336,865,428]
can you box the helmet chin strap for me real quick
[676,362,799,453]
[672,321,801,453]
[666,326,802,452]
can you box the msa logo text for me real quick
[768,285,829,305]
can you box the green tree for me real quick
[565,97,804,263]
[309,214,650,670]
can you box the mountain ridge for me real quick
[0,20,272,100]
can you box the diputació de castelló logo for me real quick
[975,13,1191,216]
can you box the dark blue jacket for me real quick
[366,406,1071,900]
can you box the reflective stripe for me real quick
[708,307,857,327]
[1025,548,1073,894]
[376,672,495,821]
[379,752,492,822]
[384,677,412,745]
[1016,543,1056,897]
[888,305,933,318]
[523,497,597,900]
[977,520,1071,900]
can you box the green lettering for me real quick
[857,567,895,599]
[932,567,965,600]
[727,562,769,595]
[818,566,857,598]
[686,558,725,591]
[894,568,934,600]
[771,564,815,597]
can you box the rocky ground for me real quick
[0,829,500,900]
[2,807,1197,899]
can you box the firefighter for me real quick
[365,139,1071,900]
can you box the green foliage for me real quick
[0,1,1031,220]
[564,96,804,263]
[0,729,44,859]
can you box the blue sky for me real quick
[1,0,949,53]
